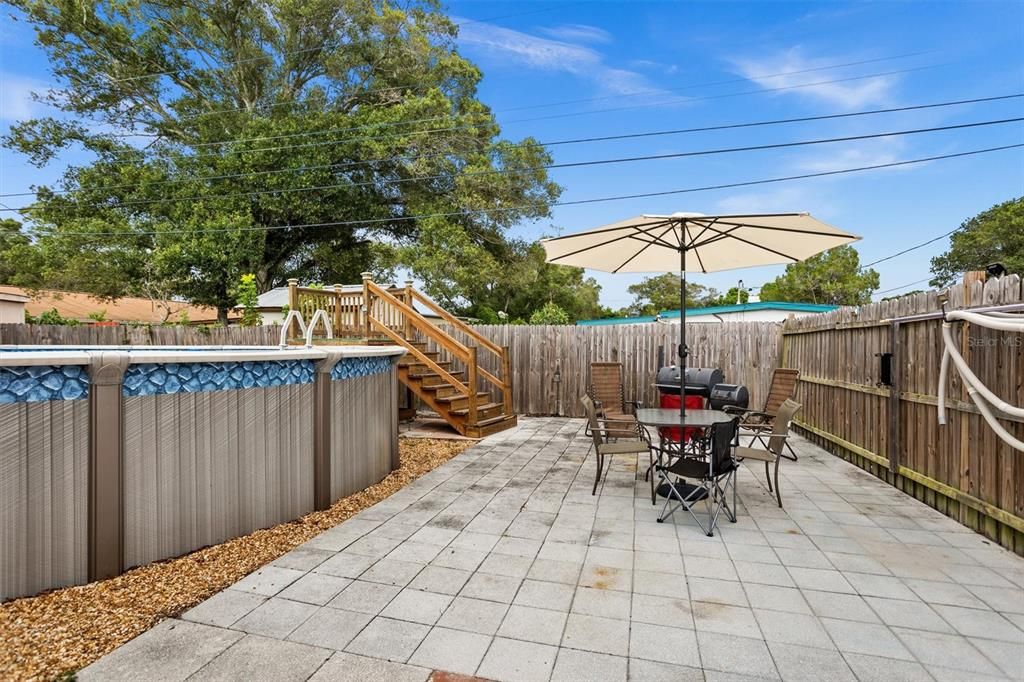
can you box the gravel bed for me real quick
[0,438,472,681]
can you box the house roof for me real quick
[656,301,839,318]
[0,285,234,324]
[577,301,838,326]
[250,285,445,319]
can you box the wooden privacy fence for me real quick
[782,276,1024,554]
[439,321,782,418]
[0,323,282,346]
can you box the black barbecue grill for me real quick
[655,366,723,397]
[654,365,749,410]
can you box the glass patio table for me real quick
[635,408,734,501]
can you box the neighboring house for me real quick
[245,286,447,326]
[0,286,234,325]
[578,301,839,326]
[0,288,30,324]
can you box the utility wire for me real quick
[67,62,945,160]
[25,142,1024,238]
[4,92,1017,200]
[6,117,1018,213]
[100,6,569,85]
[862,227,961,268]
[102,50,931,134]
[874,276,934,296]
[175,52,938,149]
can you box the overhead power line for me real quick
[101,6,569,85]
[862,227,961,268]
[874,277,934,296]
[77,62,945,160]
[5,117,1019,213]
[102,50,931,134]
[3,92,1017,200]
[26,142,1024,238]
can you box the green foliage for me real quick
[176,309,191,326]
[404,236,602,322]
[929,198,1024,287]
[4,0,559,322]
[528,302,570,325]
[759,246,879,305]
[233,273,263,326]
[702,287,750,307]
[625,274,722,316]
[26,307,80,326]
[87,309,107,322]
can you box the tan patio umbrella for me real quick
[540,212,860,415]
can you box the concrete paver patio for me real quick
[82,418,1024,681]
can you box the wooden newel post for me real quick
[287,278,299,340]
[404,280,415,340]
[361,272,373,340]
[467,345,479,426]
[501,345,513,415]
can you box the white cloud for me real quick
[538,23,612,44]
[457,21,666,97]
[731,48,897,108]
[0,72,51,121]
[794,137,907,173]
[714,185,828,215]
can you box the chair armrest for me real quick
[721,405,749,416]
[624,399,644,412]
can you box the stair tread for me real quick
[450,402,505,417]
[474,414,515,427]
[435,391,490,404]
[407,370,465,379]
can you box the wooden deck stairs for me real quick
[289,275,516,438]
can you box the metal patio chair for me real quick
[654,416,740,536]
[587,362,641,439]
[581,394,650,495]
[724,367,800,460]
[734,399,801,509]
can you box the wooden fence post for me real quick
[87,351,130,582]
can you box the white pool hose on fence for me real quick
[938,310,1024,451]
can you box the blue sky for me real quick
[2,0,1023,309]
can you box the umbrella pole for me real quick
[679,244,687,420]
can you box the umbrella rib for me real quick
[691,218,856,238]
[541,218,672,242]
[613,223,679,273]
[547,224,668,262]
[693,221,806,262]
[546,222,678,263]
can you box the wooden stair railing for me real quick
[409,288,513,416]
[362,276,514,436]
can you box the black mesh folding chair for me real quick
[654,417,740,536]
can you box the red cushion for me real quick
[658,394,705,442]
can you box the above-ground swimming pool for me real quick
[0,344,405,601]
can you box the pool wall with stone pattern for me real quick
[0,345,403,601]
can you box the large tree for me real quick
[625,273,720,316]
[402,232,603,323]
[929,198,1024,287]
[759,245,878,305]
[4,0,559,321]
